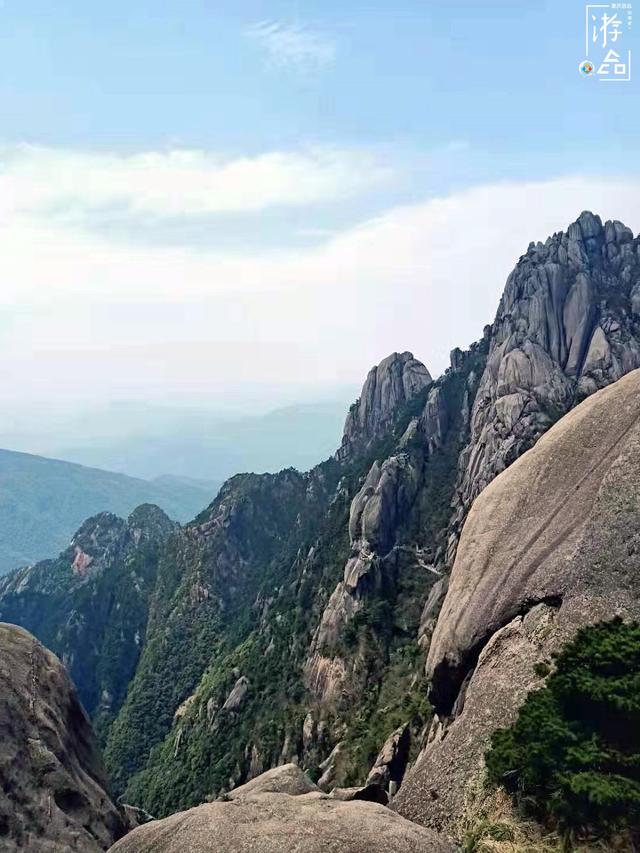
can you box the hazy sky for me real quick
[1,0,639,410]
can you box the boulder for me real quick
[108,790,453,853]
[228,764,318,799]
[0,622,126,852]
[394,369,640,833]
[329,785,389,805]
[366,723,411,790]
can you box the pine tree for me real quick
[486,618,640,843]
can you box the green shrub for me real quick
[486,618,640,843]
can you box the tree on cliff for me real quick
[487,618,640,845]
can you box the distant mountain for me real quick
[0,505,176,732]
[29,401,351,482]
[0,448,216,575]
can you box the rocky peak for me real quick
[449,211,640,558]
[127,504,177,542]
[70,512,128,562]
[0,505,179,725]
[337,352,432,460]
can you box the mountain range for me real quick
[0,447,216,575]
[2,211,640,851]
[0,400,351,483]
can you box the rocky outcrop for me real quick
[366,723,410,792]
[310,454,422,657]
[0,623,126,852]
[306,345,482,717]
[108,773,453,853]
[222,675,249,713]
[0,505,177,725]
[337,352,432,460]
[451,212,640,561]
[394,369,640,834]
[228,764,318,799]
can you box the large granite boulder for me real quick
[227,763,318,799]
[394,369,640,833]
[0,623,126,852]
[108,790,453,853]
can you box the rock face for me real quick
[394,369,640,833]
[0,623,126,852]
[310,453,422,657]
[0,505,177,728]
[227,764,318,799]
[451,212,640,555]
[107,767,453,853]
[366,723,411,791]
[337,352,432,460]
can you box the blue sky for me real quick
[2,0,635,169]
[0,0,639,411]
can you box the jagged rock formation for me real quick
[394,369,640,833]
[0,505,176,731]
[337,352,432,460]
[107,766,452,853]
[0,623,126,852]
[306,344,485,702]
[448,211,640,561]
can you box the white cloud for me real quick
[0,144,390,222]
[1,164,640,408]
[245,21,336,72]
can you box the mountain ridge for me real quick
[0,446,215,575]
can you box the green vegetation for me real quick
[342,642,431,783]
[99,341,490,815]
[105,465,348,808]
[486,618,640,845]
[0,447,213,575]
[0,506,176,738]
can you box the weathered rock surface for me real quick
[366,722,411,790]
[228,763,318,799]
[311,454,422,656]
[221,675,249,713]
[452,212,640,556]
[394,369,640,833]
[0,623,126,852]
[337,352,432,460]
[108,791,453,853]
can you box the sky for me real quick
[1,0,639,414]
